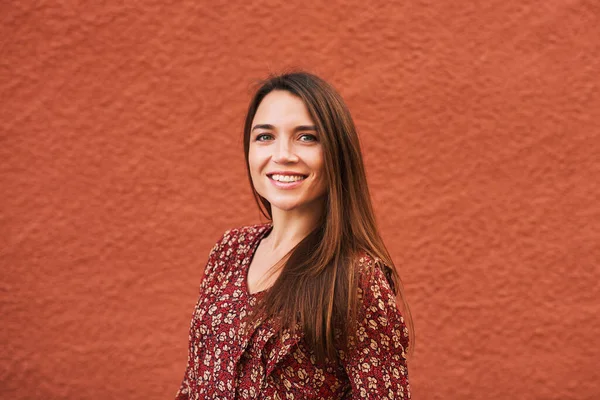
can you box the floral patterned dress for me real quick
[175,223,410,399]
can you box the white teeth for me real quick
[271,174,305,182]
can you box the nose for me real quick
[273,138,298,163]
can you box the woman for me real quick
[176,71,414,399]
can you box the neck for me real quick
[265,199,325,253]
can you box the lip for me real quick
[267,174,307,189]
[267,171,308,177]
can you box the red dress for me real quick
[175,223,411,399]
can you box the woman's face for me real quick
[248,90,327,214]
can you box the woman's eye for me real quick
[299,134,318,142]
[256,133,273,141]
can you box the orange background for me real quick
[1,1,599,399]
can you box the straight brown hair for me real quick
[243,71,415,363]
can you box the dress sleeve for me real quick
[174,229,232,399]
[340,256,411,399]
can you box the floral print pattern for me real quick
[175,223,410,399]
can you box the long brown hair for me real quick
[243,71,415,362]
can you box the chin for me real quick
[269,201,305,212]
[268,195,326,213]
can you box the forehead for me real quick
[252,90,315,126]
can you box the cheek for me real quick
[247,148,261,171]
[307,152,327,190]
[249,165,262,185]
[311,151,325,177]
[248,149,268,186]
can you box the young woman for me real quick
[175,71,414,399]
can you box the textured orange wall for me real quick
[2,1,599,399]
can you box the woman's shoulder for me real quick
[354,249,382,270]
[353,250,388,278]
[215,222,271,246]
[201,222,272,282]
[352,250,397,302]
[209,222,272,253]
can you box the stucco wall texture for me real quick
[1,1,599,399]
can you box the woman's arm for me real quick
[340,257,411,399]
[174,229,233,399]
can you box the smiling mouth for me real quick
[267,174,308,183]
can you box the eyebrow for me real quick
[251,124,317,132]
